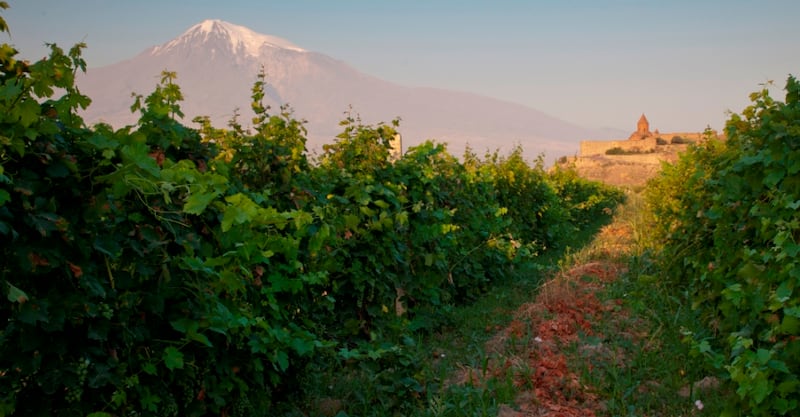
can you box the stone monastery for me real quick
[564,114,719,187]
[579,113,713,157]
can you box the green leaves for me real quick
[170,318,213,347]
[0,2,9,35]
[183,191,217,215]
[221,193,261,232]
[162,347,184,370]
[181,172,228,215]
[5,282,27,303]
[649,74,800,416]
[9,98,38,127]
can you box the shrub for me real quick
[670,135,695,144]
[549,165,625,226]
[605,147,653,155]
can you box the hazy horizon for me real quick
[5,0,799,133]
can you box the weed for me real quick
[572,193,731,416]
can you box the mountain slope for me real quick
[77,19,619,160]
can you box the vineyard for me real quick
[3,7,799,417]
[0,10,624,417]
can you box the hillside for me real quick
[558,146,685,188]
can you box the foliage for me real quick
[0,10,622,416]
[548,163,625,228]
[646,78,800,416]
[0,42,321,417]
[670,135,695,144]
[605,146,653,155]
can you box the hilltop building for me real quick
[563,114,720,187]
[579,114,714,157]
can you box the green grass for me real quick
[568,192,731,416]
[576,259,728,416]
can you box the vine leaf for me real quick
[183,191,217,215]
[6,282,28,303]
[163,347,184,370]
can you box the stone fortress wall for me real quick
[658,132,706,141]
[580,137,657,156]
[578,114,712,157]
[567,114,716,187]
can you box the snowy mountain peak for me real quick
[152,19,306,57]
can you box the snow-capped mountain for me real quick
[77,19,618,160]
[151,20,306,58]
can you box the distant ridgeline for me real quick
[579,114,717,157]
[563,114,721,187]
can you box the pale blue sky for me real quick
[4,0,799,133]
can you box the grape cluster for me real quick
[98,302,114,320]
[64,358,91,403]
[161,395,179,417]
[231,395,255,417]
[64,386,83,403]
[76,358,90,383]
[176,379,195,409]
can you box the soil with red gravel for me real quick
[474,223,634,417]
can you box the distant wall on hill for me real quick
[661,132,706,142]
[599,152,672,164]
[568,114,719,186]
[580,137,657,156]
[578,132,712,156]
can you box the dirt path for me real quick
[479,221,635,417]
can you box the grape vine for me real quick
[647,77,800,416]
